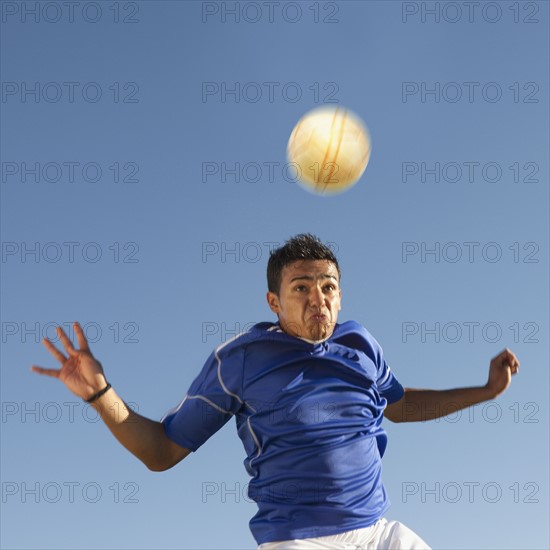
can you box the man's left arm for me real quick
[384,348,520,423]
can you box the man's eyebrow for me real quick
[289,274,338,282]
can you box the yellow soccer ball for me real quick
[287,106,371,195]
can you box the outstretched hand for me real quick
[485,348,520,398]
[31,322,107,401]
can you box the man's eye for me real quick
[295,285,307,292]
[324,285,335,292]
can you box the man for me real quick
[32,234,520,549]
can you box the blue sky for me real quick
[1,1,549,549]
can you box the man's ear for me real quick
[266,291,280,314]
[338,288,342,311]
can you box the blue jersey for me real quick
[162,321,404,544]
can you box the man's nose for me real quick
[309,286,324,307]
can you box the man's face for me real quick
[266,260,342,342]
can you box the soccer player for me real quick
[32,234,519,549]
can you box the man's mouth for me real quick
[310,314,328,323]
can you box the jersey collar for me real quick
[271,323,337,345]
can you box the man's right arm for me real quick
[90,383,191,471]
[31,323,191,472]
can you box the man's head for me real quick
[266,234,341,342]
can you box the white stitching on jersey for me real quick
[215,334,245,404]
[246,416,262,467]
[160,395,188,422]
[186,394,233,414]
[378,365,390,385]
[215,332,257,413]
[216,333,262,465]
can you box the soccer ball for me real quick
[287,106,371,195]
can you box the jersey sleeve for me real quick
[376,355,404,404]
[161,341,245,451]
[365,327,404,404]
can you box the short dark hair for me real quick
[267,234,340,295]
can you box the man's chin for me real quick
[307,322,334,342]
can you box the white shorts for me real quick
[257,518,431,550]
